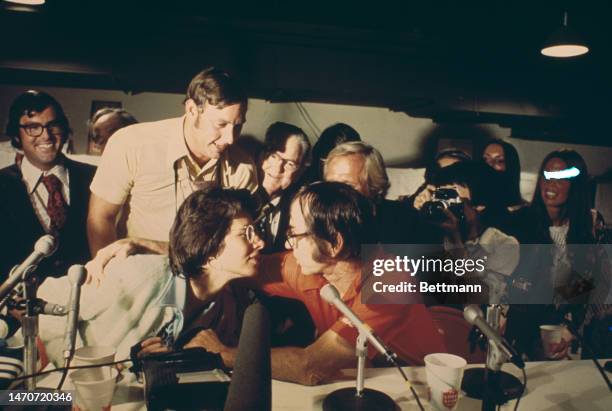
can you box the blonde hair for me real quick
[324,141,390,201]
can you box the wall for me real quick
[1,84,612,178]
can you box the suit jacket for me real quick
[0,157,96,282]
[255,186,295,255]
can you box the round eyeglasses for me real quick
[242,224,261,243]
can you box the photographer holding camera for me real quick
[413,161,520,303]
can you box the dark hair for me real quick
[169,187,257,279]
[6,90,71,149]
[424,149,471,182]
[295,181,375,260]
[184,67,247,109]
[87,107,138,144]
[531,149,593,244]
[481,139,523,206]
[308,123,361,182]
[264,121,311,167]
[429,160,506,209]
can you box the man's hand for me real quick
[413,184,435,211]
[85,238,140,286]
[85,238,169,286]
[185,329,236,367]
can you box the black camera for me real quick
[421,188,465,221]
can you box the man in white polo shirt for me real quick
[87,67,258,256]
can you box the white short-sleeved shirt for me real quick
[90,116,258,241]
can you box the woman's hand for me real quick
[185,330,236,367]
[137,337,171,358]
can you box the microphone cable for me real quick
[11,358,132,384]
[387,357,425,411]
[56,357,71,390]
[512,367,527,411]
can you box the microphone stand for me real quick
[323,332,397,411]
[462,305,523,411]
[563,320,612,391]
[21,267,39,390]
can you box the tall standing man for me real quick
[87,67,258,256]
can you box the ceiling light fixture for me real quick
[541,11,589,58]
[2,0,45,5]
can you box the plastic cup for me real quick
[70,367,118,411]
[72,346,116,380]
[424,353,467,411]
[540,325,563,358]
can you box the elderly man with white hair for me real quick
[323,141,426,245]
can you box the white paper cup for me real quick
[70,367,118,411]
[540,325,563,358]
[424,353,467,411]
[72,346,116,380]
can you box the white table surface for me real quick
[37,359,612,410]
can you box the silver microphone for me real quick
[464,305,524,369]
[41,301,67,316]
[62,265,87,360]
[0,235,56,302]
[320,283,397,363]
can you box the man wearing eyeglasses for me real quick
[87,67,258,259]
[0,90,96,281]
[190,182,446,385]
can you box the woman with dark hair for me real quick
[481,139,525,210]
[36,187,265,364]
[528,150,597,244]
[142,186,264,355]
[506,149,611,360]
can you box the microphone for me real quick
[62,265,87,360]
[320,283,397,363]
[4,298,67,316]
[224,303,271,411]
[0,235,56,302]
[463,305,524,369]
[39,300,67,316]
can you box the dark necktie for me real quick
[41,174,68,234]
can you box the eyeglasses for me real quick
[285,230,311,248]
[241,224,261,243]
[269,152,299,172]
[19,122,66,138]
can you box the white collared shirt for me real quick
[20,156,70,232]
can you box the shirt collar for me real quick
[165,116,221,175]
[165,116,191,170]
[21,155,68,194]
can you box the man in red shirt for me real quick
[190,182,446,385]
